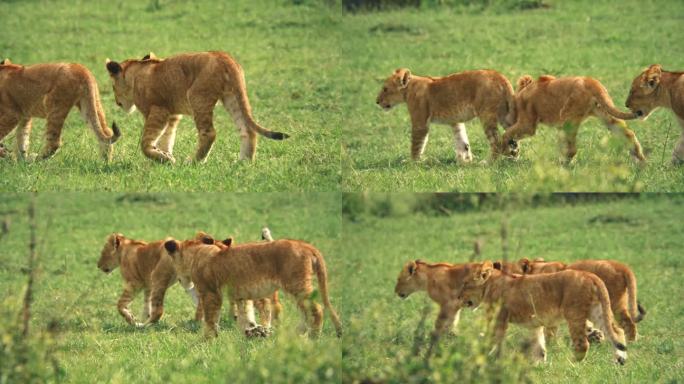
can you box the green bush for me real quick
[0,296,63,384]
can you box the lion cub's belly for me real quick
[509,304,563,328]
[230,281,278,300]
[430,105,476,125]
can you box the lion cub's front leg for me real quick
[201,290,222,338]
[117,283,141,326]
[141,107,176,164]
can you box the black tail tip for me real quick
[270,132,289,140]
[637,302,647,315]
[615,342,627,351]
[111,122,122,140]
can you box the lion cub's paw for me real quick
[587,329,605,344]
[245,325,270,338]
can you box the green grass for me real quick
[0,193,342,383]
[0,0,341,192]
[340,0,684,192]
[341,195,684,383]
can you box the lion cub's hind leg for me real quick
[142,288,151,321]
[567,319,590,362]
[530,326,547,364]
[451,123,473,162]
[558,122,580,164]
[40,91,77,160]
[602,116,646,162]
[672,117,684,165]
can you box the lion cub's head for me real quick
[626,64,663,120]
[98,233,125,274]
[457,261,494,308]
[394,260,424,299]
[376,68,412,111]
[105,53,158,114]
[163,234,232,266]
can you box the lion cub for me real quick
[105,52,288,164]
[458,261,628,364]
[514,258,644,341]
[376,68,515,161]
[395,260,477,353]
[501,75,645,162]
[626,64,684,164]
[197,229,283,332]
[97,233,198,326]
[0,59,120,161]
[164,236,342,339]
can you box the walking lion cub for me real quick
[0,59,120,161]
[105,51,288,163]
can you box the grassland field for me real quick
[0,193,342,383]
[340,0,684,192]
[0,0,341,192]
[341,195,684,383]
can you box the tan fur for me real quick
[502,75,645,162]
[458,261,628,364]
[97,234,198,326]
[516,258,643,341]
[395,260,476,348]
[0,60,120,161]
[195,231,283,329]
[376,68,515,161]
[164,237,342,339]
[626,64,684,164]
[105,51,288,164]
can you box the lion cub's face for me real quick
[626,64,663,120]
[457,261,493,308]
[98,233,123,274]
[394,260,421,299]
[376,68,412,111]
[105,59,136,114]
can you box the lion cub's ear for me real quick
[105,59,122,76]
[643,64,662,89]
[141,52,157,60]
[493,261,503,271]
[109,233,123,248]
[407,260,418,275]
[518,258,531,274]
[0,58,10,65]
[516,75,533,91]
[397,68,411,88]
[221,237,233,247]
[164,239,179,254]
[474,261,493,284]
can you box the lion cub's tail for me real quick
[589,80,637,121]
[625,267,645,323]
[591,274,627,364]
[81,74,121,145]
[311,247,343,337]
[223,71,290,140]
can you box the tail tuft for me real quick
[636,302,647,323]
[269,131,289,140]
[110,122,122,143]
